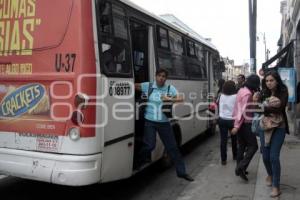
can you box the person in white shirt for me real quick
[218,80,238,165]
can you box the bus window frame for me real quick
[186,39,196,58]
[155,25,188,80]
[96,0,133,78]
[169,31,184,56]
[157,26,170,50]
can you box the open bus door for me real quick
[130,20,150,168]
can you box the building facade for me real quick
[279,0,300,135]
[221,57,235,80]
[221,57,250,82]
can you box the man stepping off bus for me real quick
[135,68,194,182]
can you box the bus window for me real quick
[158,53,173,72]
[187,40,196,57]
[134,51,145,66]
[188,62,203,79]
[212,54,222,80]
[99,2,112,34]
[157,27,169,49]
[158,51,187,79]
[130,21,149,83]
[98,1,132,77]
[195,43,205,62]
[201,64,208,79]
[112,4,128,40]
[101,40,130,74]
[172,54,187,79]
[195,44,207,79]
[169,31,184,55]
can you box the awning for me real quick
[262,41,294,71]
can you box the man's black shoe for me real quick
[178,174,194,182]
[239,170,248,181]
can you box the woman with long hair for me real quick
[218,80,237,165]
[254,71,289,197]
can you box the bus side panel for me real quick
[101,138,134,182]
[168,80,206,143]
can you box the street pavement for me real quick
[0,126,299,200]
[253,134,300,200]
[175,134,300,200]
[176,144,260,200]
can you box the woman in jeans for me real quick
[253,71,289,198]
[218,80,237,165]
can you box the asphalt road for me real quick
[0,132,219,200]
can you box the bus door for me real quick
[129,20,151,167]
[206,51,216,131]
[97,0,135,182]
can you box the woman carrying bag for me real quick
[253,71,289,198]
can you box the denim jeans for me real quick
[260,127,285,188]
[218,118,237,161]
[139,120,186,176]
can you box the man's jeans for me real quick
[260,127,285,188]
[139,120,186,176]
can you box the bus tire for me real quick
[160,124,182,169]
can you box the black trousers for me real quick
[218,118,237,161]
[236,123,258,171]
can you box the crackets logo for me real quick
[0,83,46,119]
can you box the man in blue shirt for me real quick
[135,68,193,182]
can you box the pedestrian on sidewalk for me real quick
[231,74,260,181]
[236,74,245,92]
[218,80,238,165]
[254,71,289,198]
[135,68,194,182]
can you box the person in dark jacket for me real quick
[253,71,289,198]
